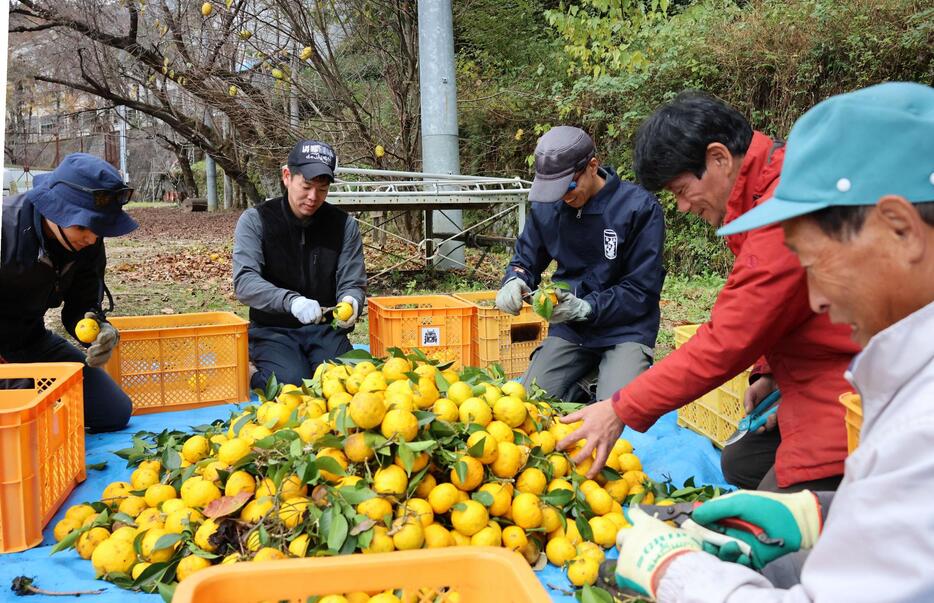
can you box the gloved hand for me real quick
[495,277,531,316]
[290,296,323,324]
[744,375,778,432]
[334,296,360,329]
[615,506,702,598]
[84,312,119,368]
[691,490,822,569]
[550,288,592,324]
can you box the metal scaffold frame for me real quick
[326,167,531,279]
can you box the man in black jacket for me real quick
[0,153,136,432]
[233,140,366,389]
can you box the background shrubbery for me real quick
[456,0,933,275]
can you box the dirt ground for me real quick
[47,204,721,355]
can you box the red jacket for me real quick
[611,132,860,487]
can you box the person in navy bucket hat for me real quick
[0,152,136,432]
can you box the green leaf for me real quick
[316,456,346,478]
[434,372,450,394]
[290,438,304,458]
[264,373,280,401]
[540,489,574,507]
[397,443,415,474]
[467,435,488,458]
[162,447,181,471]
[454,460,467,486]
[111,512,138,526]
[452,502,467,513]
[153,532,183,552]
[157,581,176,603]
[575,514,594,542]
[50,524,88,554]
[580,584,615,603]
[405,439,436,452]
[356,525,374,549]
[87,462,108,471]
[472,491,494,507]
[328,514,349,551]
[338,485,377,505]
[337,349,377,364]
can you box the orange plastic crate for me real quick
[172,548,549,603]
[840,392,862,454]
[452,291,548,378]
[368,295,474,368]
[0,362,86,553]
[673,324,751,448]
[103,312,249,415]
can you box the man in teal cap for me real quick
[612,82,934,601]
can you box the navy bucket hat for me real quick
[31,153,138,237]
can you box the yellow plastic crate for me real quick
[673,324,751,448]
[368,295,474,368]
[103,312,249,415]
[839,392,862,454]
[172,547,549,603]
[0,363,86,553]
[451,291,548,378]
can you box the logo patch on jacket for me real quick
[603,229,618,259]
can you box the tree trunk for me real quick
[176,149,198,200]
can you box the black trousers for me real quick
[721,427,843,492]
[248,323,353,390]
[1,330,132,432]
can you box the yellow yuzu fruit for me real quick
[451,500,489,536]
[490,441,522,479]
[478,482,512,516]
[349,392,386,429]
[176,555,212,581]
[567,557,599,587]
[194,518,219,551]
[144,483,177,508]
[485,420,515,443]
[217,437,251,466]
[423,522,454,548]
[131,467,161,490]
[511,493,543,529]
[515,467,547,495]
[546,536,577,566]
[141,528,177,562]
[344,432,376,462]
[502,525,528,552]
[181,435,211,463]
[431,398,459,422]
[253,547,286,562]
[363,525,395,554]
[427,483,459,514]
[528,430,556,454]
[53,517,81,542]
[165,507,204,533]
[450,456,484,491]
[458,398,492,427]
[465,430,498,464]
[91,537,136,576]
[617,453,642,473]
[492,395,527,428]
[118,495,148,518]
[357,497,393,523]
[373,465,408,496]
[224,470,257,497]
[390,517,424,550]
[380,409,419,442]
[76,527,111,559]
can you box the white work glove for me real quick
[334,296,360,329]
[615,506,702,598]
[290,297,323,324]
[84,312,120,368]
[549,288,592,324]
[495,277,531,316]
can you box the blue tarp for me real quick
[0,401,727,602]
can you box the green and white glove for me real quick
[550,288,592,324]
[691,490,822,569]
[615,506,701,598]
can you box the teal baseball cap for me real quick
[718,82,934,236]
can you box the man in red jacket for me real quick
[558,91,859,491]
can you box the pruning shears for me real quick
[724,389,781,446]
[638,502,783,547]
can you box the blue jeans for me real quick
[248,323,353,390]
[1,330,132,432]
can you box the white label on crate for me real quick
[420,327,441,347]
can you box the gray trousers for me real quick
[521,335,653,403]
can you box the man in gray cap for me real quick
[234,139,366,389]
[0,152,136,432]
[495,126,665,402]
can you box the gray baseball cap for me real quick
[529,126,596,202]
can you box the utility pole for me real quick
[418,0,464,269]
[204,110,218,211]
[116,105,128,182]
